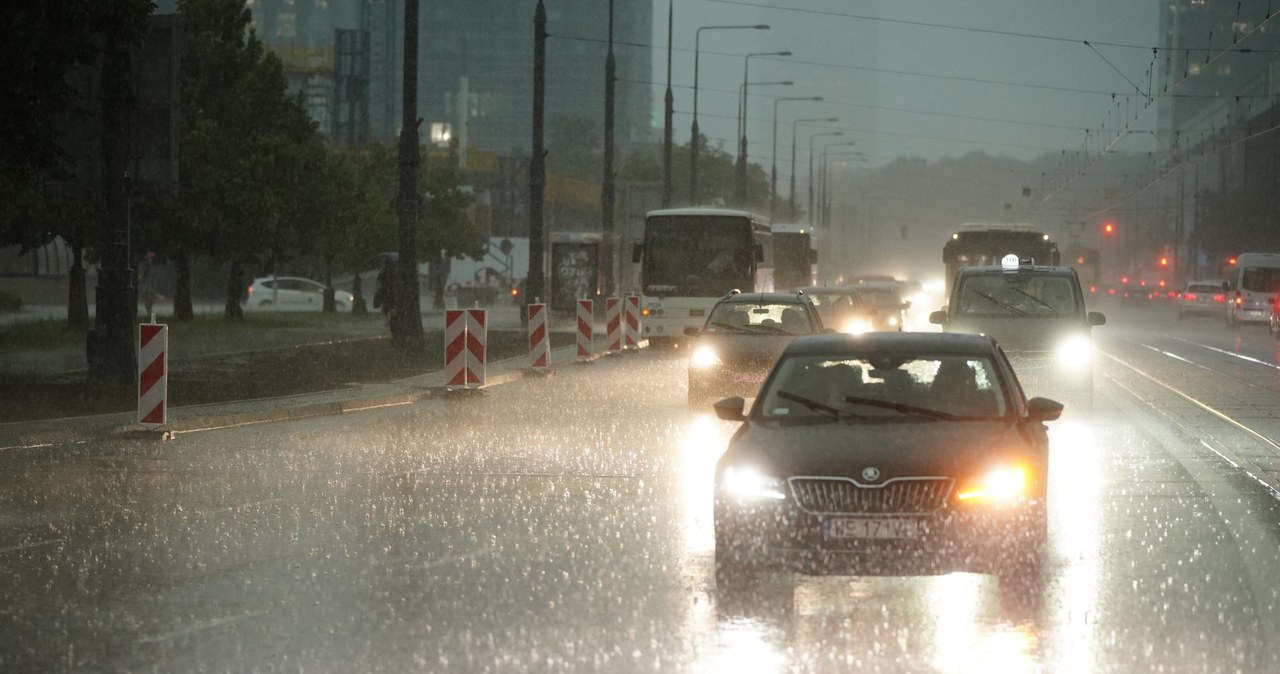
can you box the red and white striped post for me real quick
[606,297,622,352]
[527,302,549,369]
[624,295,641,349]
[138,323,168,428]
[576,299,593,359]
[445,308,487,387]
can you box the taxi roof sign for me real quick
[1001,253,1020,270]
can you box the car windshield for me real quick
[956,273,1078,316]
[854,288,901,308]
[706,302,814,335]
[759,353,1007,422]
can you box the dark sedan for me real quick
[711,332,1063,591]
[685,290,824,407]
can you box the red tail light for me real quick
[1212,294,1226,303]
[1183,292,1197,301]
[1235,292,1243,307]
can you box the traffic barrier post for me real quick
[445,308,487,387]
[528,302,549,369]
[606,298,622,352]
[138,322,168,428]
[624,295,641,349]
[576,299,593,359]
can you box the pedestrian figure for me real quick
[374,259,397,325]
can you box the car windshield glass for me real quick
[854,288,900,307]
[759,354,1007,421]
[956,274,1078,316]
[705,302,813,335]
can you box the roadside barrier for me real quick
[528,302,549,368]
[624,295,641,349]
[138,322,168,428]
[606,298,622,352]
[445,308,486,387]
[576,299,593,359]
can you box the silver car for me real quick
[243,276,355,312]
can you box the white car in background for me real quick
[243,276,353,312]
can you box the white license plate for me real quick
[824,517,921,540]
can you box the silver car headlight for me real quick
[722,466,786,500]
[1054,334,1093,369]
[690,344,721,369]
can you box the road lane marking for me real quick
[0,539,65,554]
[137,610,268,644]
[1138,343,1201,367]
[1171,338,1280,370]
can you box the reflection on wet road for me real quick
[4,309,1280,671]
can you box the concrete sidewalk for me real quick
[0,306,638,450]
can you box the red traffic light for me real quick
[1103,222,1115,235]
[1158,256,1169,268]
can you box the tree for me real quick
[421,149,483,309]
[173,0,322,321]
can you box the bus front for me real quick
[636,210,765,347]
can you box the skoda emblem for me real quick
[861,466,881,482]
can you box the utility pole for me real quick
[89,44,136,388]
[528,1,547,308]
[602,0,616,296]
[662,0,673,208]
[392,0,424,348]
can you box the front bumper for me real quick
[714,494,1045,576]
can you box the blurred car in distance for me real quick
[244,277,354,312]
[684,290,825,407]
[793,286,875,334]
[711,332,1062,592]
[1177,280,1227,319]
[850,282,910,331]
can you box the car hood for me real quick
[946,316,1088,352]
[698,332,800,365]
[722,420,1032,480]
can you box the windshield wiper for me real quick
[840,395,960,421]
[1007,287,1058,314]
[776,390,866,420]
[971,290,1028,316]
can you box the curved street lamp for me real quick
[691,24,769,205]
[771,96,823,220]
[736,51,792,205]
[791,118,837,220]
[807,130,843,223]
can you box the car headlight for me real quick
[956,465,1028,503]
[722,466,786,500]
[840,317,872,334]
[690,344,721,369]
[1055,334,1093,368]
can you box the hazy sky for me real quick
[653,0,1161,172]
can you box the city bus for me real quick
[632,208,773,346]
[942,224,1060,297]
[771,223,818,290]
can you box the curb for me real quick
[0,341,645,450]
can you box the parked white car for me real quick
[243,277,354,312]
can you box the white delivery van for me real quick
[1227,252,1280,325]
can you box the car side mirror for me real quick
[683,326,701,337]
[929,310,949,325]
[1087,311,1106,326]
[1026,397,1064,422]
[713,396,747,421]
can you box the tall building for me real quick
[1157,0,1280,266]
[249,0,655,157]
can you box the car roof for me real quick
[781,332,1000,357]
[716,291,813,304]
[792,286,854,295]
[956,264,1075,277]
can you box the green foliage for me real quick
[422,150,483,263]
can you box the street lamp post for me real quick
[691,24,768,206]
[821,148,861,229]
[790,118,837,220]
[771,96,822,220]
[736,50,791,206]
[808,131,842,224]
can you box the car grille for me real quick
[787,476,954,515]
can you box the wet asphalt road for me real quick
[4,300,1280,672]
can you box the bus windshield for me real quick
[641,216,754,296]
